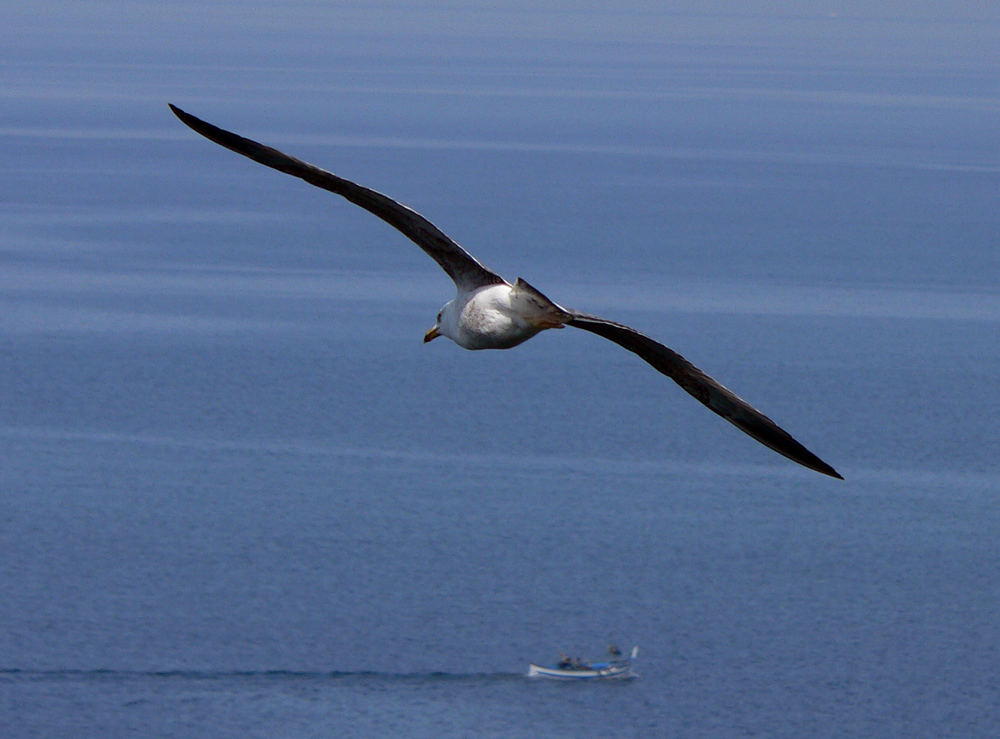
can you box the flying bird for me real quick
[168,104,842,479]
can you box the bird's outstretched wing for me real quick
[567,312,843,479]
[168,104,505,291]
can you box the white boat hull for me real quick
[527,662,634,680]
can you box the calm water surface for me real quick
[2,2,999,736]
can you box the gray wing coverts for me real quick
[566,313,842,479]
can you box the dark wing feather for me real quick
[567,312,842,479]
[168,104,505,291]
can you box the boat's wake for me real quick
[0,668,521,684]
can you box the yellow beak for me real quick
[423,325,441,343]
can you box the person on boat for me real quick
[557,653,573,669]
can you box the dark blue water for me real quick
[3,3,999,736]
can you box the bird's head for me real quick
[423,301,453,344]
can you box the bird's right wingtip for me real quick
[796,448,843,480]
[817,461,844,480]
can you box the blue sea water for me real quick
[2,2,999,736]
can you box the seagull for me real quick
[168,104,842,480]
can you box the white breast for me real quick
[449,284,541,350]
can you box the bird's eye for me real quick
[436,312,442,322]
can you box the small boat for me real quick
[528,645,638,680]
